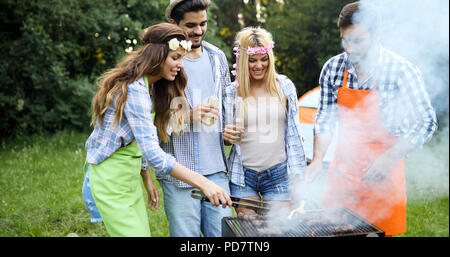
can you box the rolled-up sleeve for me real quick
[125,82,176,176]
[315,60,338,135]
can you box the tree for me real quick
[213,0,354,96]
[263,0,354,96]
[0,0,228,137]
[0,0,142,136]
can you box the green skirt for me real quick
[89,141,151,237]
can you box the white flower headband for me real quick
[168,38,192,52]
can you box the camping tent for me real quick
[297,86,336,165]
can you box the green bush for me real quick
[0,0,229,138]
[0,18,88,135]
[0,0,140,136]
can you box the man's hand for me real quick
[191,104,219,126]
[304,133,331,183]
[304,159,323,183]
[361,153,396,182]
[289,174,306,206]
[361,138,415,182]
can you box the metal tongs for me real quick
[288,200,306,220]
[190,190,271,213]
[287,182,320,220]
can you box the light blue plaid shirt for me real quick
[227,75,307,187]
[156,41,234,188]
[85,77,176,176]
[316,46,437,147]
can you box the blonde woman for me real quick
[83,23,231,237]
[224,27,307,216]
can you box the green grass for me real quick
[400,125,449,237]
[0,131,169,237]
[401,197,448,237]
[0,129,448,237]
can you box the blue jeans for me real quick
[159,172,232,237]
[230,161,291,201]
[82,164,102,223]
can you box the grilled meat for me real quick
[256,227,283,236]
[332,224,356,234]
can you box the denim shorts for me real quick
[230,161,291,201]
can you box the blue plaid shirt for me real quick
[156,41,233,188]
[228,75,307,187]
[315,46,437,147]
[85,77,176,176]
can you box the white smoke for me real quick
[281,0,449,232]
[369,0,449,117]
[361,0,449,200]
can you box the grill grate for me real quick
[222,208,385,237]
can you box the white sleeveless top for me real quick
[240,96,287,171]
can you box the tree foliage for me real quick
[1,0,356,137]
[1,0,139,137]
[264,0,355,96]
[0,0,226,137]
[213,0,354,96]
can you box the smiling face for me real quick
[175,10,207,49]
[248,53,269,82]
[160,47,185,81]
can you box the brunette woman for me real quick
[83,23,231,236]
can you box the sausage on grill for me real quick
[256,227,283,236]
[332,224,356,234]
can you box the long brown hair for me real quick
[91,23,188,142]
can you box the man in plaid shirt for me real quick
[305,2,437,236]
[158,0,234,237]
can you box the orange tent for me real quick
[298,86,320,124]
[297,87,320,163]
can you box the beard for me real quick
[189,33,204,49]
[347,43,379,67]
[191,42,202,49]
[347,53,364,65]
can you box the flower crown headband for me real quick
[233,41,275,58]
[231,41,275,88]
[168,38,192,52]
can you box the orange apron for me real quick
[321,67,406,235]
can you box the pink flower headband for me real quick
[247,41,275,55]
[231,41,275,88]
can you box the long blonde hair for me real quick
[91,23,188,142]
[233,27,285,105]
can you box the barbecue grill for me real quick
[222,208,385,237]
[190,190,385,237]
